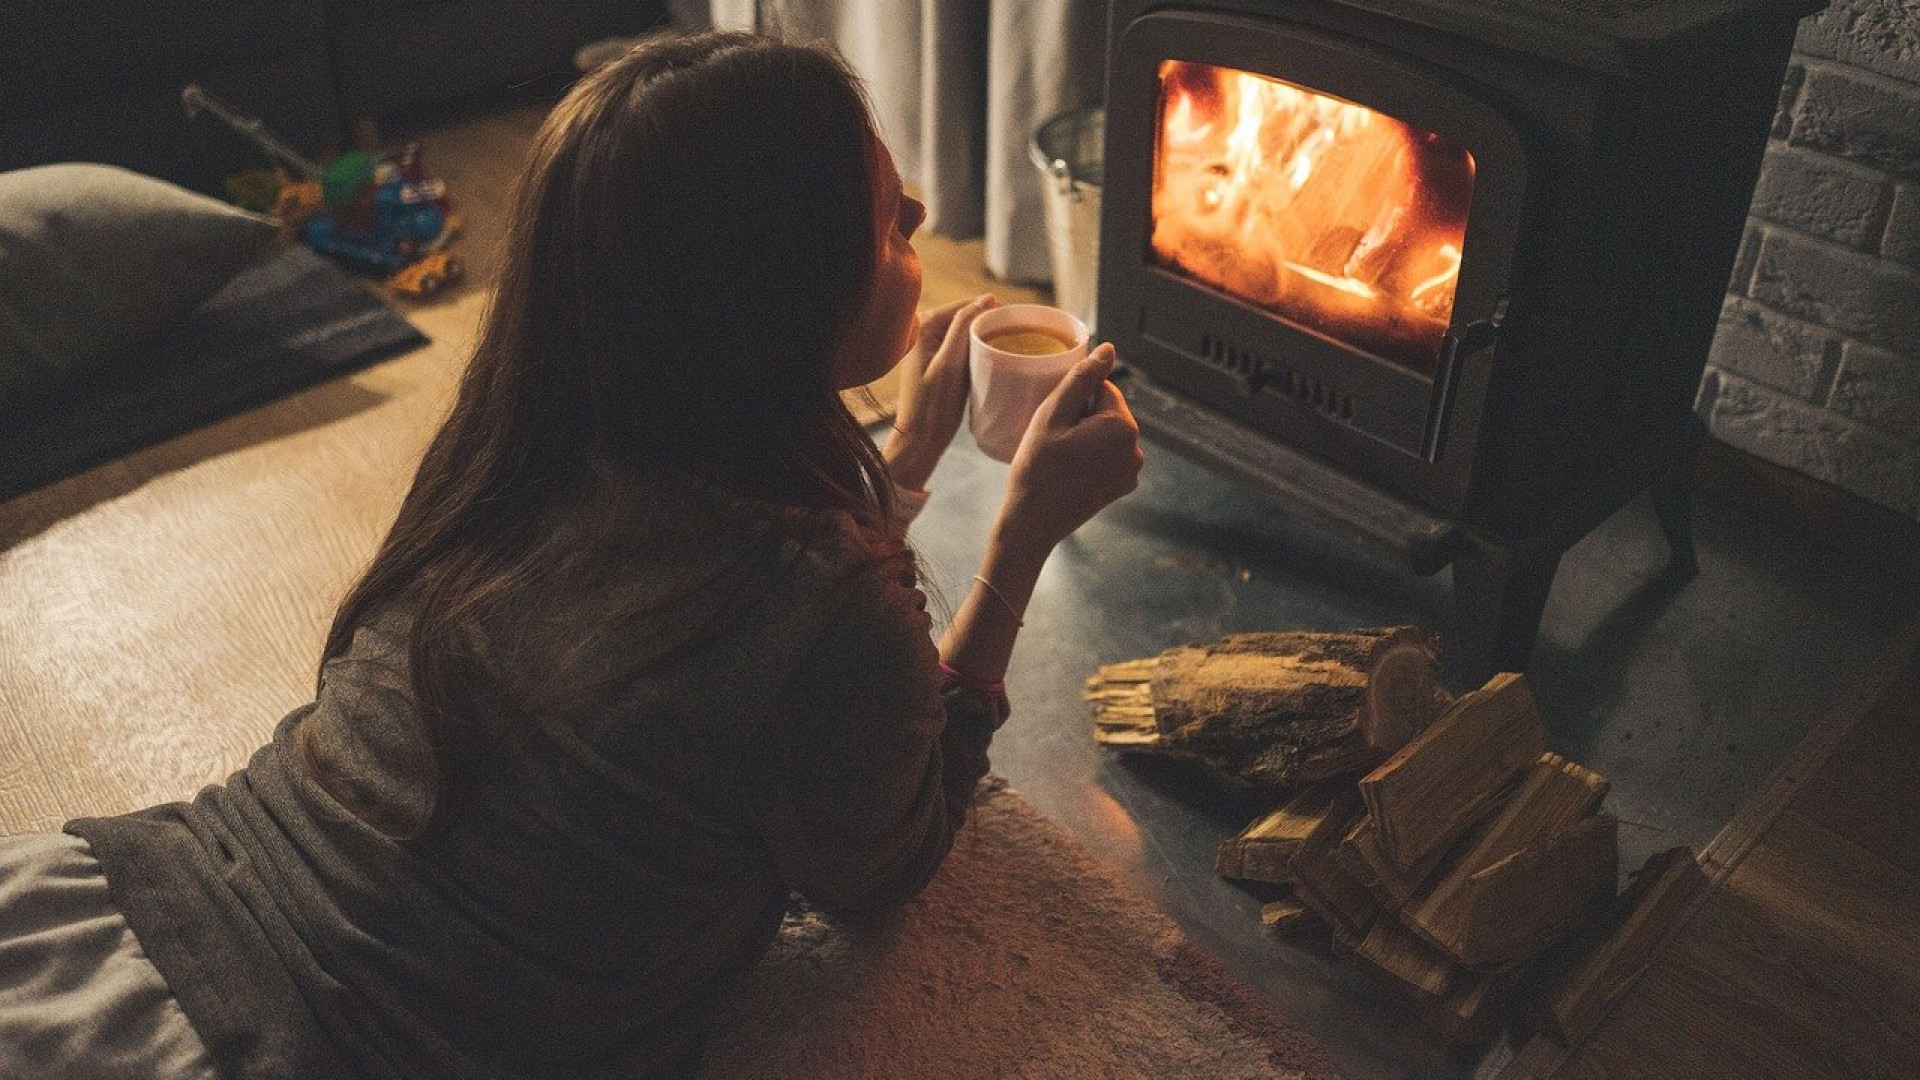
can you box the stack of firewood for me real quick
[1087,628,1700,1044]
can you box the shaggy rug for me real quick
[703,778,1345,1080]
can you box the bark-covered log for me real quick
[1087,627,1451,794]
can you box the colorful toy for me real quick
[384,251,464,299]
[182,85,463,299]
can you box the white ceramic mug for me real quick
[967,303,1089,463]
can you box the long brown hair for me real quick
[313,32,898,836]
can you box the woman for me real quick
[0,30,1142,1079]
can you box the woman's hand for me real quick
[940,343,1140,687]
[884,293,998,492]
[994,343,1144,556]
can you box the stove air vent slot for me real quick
[1200,332,1267,386]
[1199,332,1356,421]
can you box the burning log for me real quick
[1149,59,1474,371]
[1086,627,1451,794]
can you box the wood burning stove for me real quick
[1098,0,1822,680]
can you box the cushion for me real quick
[0,163,281,405]
[0,244,429,502]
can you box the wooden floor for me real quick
[0,98,1041,833]
[1493,613,1920,1080]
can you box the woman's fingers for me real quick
[998,343,1143,549]
[1039,343,1118,428]
[1070,357,1143,484]
[1092,379,1134,424]
[921,293,997,357]
[916,296,973,344]
[1090,381,1144,472]
[931,293,998,369]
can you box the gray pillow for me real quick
[0,163,282,404]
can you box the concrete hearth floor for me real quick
[899,416,1916,1079]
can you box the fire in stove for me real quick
[1151,59,1475,376]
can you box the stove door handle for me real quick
[1427,297,1509,461]
[1442,296,1509,369]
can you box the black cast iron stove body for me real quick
[1098,0,1822,680]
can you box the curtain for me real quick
[681,1,1106,285]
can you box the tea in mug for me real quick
[982,327,1075,357]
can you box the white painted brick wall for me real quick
[1698,0,1920,521]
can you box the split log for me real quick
[1544,846,1706,1043]
[1110,640,1635,1047]
[1330,816,1392,908]
[1350,917,1459,1003]
[1333,812,1451,912]
[1402,812,1620,970]
[1428,969,1521,1046]
[1358,672,1546,874]
[1346,914,1529,1046]
[1216,783,1342,883]
[1259,896,1320,933]
[1401,752,1610,930]
[1287,792,1379,938]
[1087,627,1452,794]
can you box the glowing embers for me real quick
[1152,60,1474,376]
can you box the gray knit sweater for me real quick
[67,470,1006,1080]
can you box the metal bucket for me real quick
[1030,105,1104,330]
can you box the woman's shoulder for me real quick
[577,460,906,587]
[531,466,926,690]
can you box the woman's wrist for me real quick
[939,534,1047,688]
[987,506,1058,569]
[979,528,1049,598]
[882,430,940,493]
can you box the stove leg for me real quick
[1650,451,1699,578]
[1448,531,1566,686]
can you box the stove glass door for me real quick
[1151,59,1475,378]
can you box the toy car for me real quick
[386,251,465,299]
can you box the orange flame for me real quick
[1152,61,1475,375]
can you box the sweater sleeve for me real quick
[749,556,1008,915]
